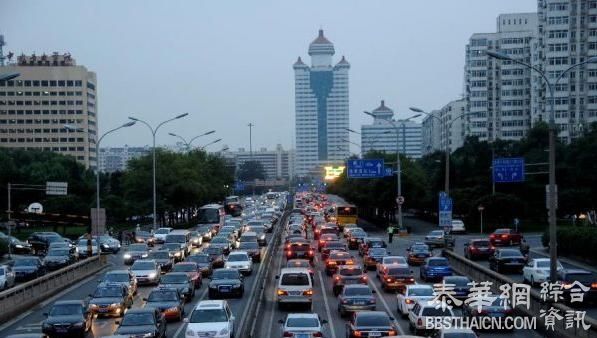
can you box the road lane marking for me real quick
[368,278,405,335]
[317,270,337,338]
[173,287,209,338]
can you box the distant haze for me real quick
[1,0,535,152]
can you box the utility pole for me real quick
[7,183,11,258]
[248,123,255,197]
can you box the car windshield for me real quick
[14,259,38,266]
[136,231,151,237]
[47,249,69,256]
[564,273,594,284]
[340,268,362,276]
[287,317,319,328]
[344,287,371,296]
[388,267,410,276]
[104,273,129,282]
[188,255,210,263]
[164,243,181,250]
[408,287,434,296]
[281,273,309,285]
[385,257,406,264]
[131,262,155,270]
[213,270,240,279]
[77,239,98,246]
[239,242,259,249]
[368,248,386,255]
[128,244,147,251]
[422,307,452,316]
[161,274,188,283]
[473,240,490,247]
[228,254,248,262]
[173,264,195,272]
[206,247,222,254]
[326,242,344,249]
[190,309,227,323]
[428,259,448,266]
[494,229,510,234]
[49,304,82,316]
[330,252,350,259]
[197,208,220,224]
[155,229,170,234]
[411,246,429,253]
[445,277,470,286]
[356,314,390,326]
[430,231,444,236]
[121,312,155,326]
[93,286,122,298]
[211,237,228,243]
[500,250,522,257]
[148,290,179,302]
[149,251,171,259]
[288,261,309,268]
[166,235,186,243]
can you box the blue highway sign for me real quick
[493,157,525,183]
[384,167,393,177]
[438,192,453,227]
[347,159,385,178]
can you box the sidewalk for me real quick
[529,247,597,274]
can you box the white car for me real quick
[224,251,253,275]
[278,313,327,337]
[376,256,408,277]
[153,227,173,243]
[397,284,434,317]
[186,300,235,338]
[450,219,466,233]
[431,328,478,338]
[408,301,454,335]
[522,258,563,286]
[0,265,16,290]
[75,238,99,258]
[130,259,161,285]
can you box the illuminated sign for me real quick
[324,166,345,181]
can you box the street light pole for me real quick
[486,51,597,283]
[169,130,216,151]
[128,114,188,231]
[478,205,485,234]
[198,138,222,150]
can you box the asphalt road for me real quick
[0,225,279,338]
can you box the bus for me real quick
[333,204,358,229]
[197,204,225,234]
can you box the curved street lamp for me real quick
[169,130,216,151]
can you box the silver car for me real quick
[130,260,161,285]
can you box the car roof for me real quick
[125,308,155,314]
[53,300,84,305]
[355,311,388,317]
[280,267,311,274]
[195,300,226,309]
[286,313,318,319]
[228,251,249,256]
[106,270,130,274]
[561,268,592,275]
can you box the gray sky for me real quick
[1,0,536,152]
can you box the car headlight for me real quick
[111,303,121,307]
[102,243,109,248]
[175,252,181,257]
[219,328,229,335]
[148,272,157,279]
[142,253,149,258]
[124,253,131,259]
[72,322,84,328]
[15,244,23,249]
[142,333,154,338]
[232,284,241,288]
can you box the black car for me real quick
[148,250,174,273]
[489,248,526,274]
[8,236,33,254]
[160,243,185,262]
[26,232,63,255]
[204,246,226,268]
[123,243,149,265]
[158,272,195,302]
[208,268,244,299]
[209,236,233,255]
[12,257,45,281]
[558,269,597,303]
[88,283,133,317]
[346,311,398,338]
[42,300,91,338]
[114,308,167,338]
[338,284,377,317]
[186,253,213,276]
[347,230,367,250]
[443,276,472,301]
[43,249,75,271]
[196,224,213,242]
[134,231,155,246]
[143,287,185,322]
[238,241,262,262]
[99,270,138,297]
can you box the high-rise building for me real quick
[422,110,441,155]
[294,29,350,177]
[360,100,423,158]
[536,0,597,142]
[0,53,98,168]
[222,144,293,180]
[98,145,151,173]
[464,13,538,142]
[422,99,467,154]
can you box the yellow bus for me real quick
[334,204,358,229]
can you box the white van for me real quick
[275,267,313,310]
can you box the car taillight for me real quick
[353,331,362,337]
[283,331,292,337]
[388,330,397,336]
[327,261,336,266]
[501,234,508,239]
[315,230,320,233]
[405,298,413,304]
[303,289,313,296]
[592,283,597,289]
[361,275,368,281]
[386,278,393,282]
[319,240,325,244]
[505,308,514,315]
[313,332,323,337]
[308,250,314,256]
[346,260,354,265]
[408,278,415,282]
[335,276,341,281]
[277,289,288,296]
[489,234,495,239]
[417,318,422,325]
[477,309,488,315]
[489,246,496,250]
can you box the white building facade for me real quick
[360,100,422,158]
[422,110,441,155]
[294,29,350,177]
[222,144,293,180]
[98,145,151,173]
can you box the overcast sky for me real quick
[1,0,536,151]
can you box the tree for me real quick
[237,160,266,181]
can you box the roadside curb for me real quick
[529,247,597,273]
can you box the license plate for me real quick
[296,334,309,338]
[490,313,505,317]
[98,308,109,313]
[417,254,426,258]
[220,286,231,293]
[55,328,68,333]
[369,332,381,337]
[345,279,356,284]
[296,252,305,257]
[354,300,366,305]
[289,291,301,296]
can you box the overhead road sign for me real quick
[46,181,68,195]
[347,159,385,178]
[493,157,525,183]
[438,191,452,228]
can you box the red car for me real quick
[489,229,523,247]
[286,240,315,262]
[464,239,495,260]
[318,233,339,252]
[172,262,202,288]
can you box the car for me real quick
[75,238,99,258]
[443,275,472,301]
[488,248,526,274]
[148,250,174,273]
[186,253,214,277]
[161,242,186,263]
[346,311,398,338]
[143,287,185,321]
[99,270,138,297]
[276,268,313,310]
[224,251,253,275]
[114,308,167,338]
[196,224,213,242]
[43,248,75,270]
[337,284,376,317]
[406,242,431,265]
[204,246,226,269]
[489,228,523,246]
[278,313,327,337]
[522,258,564,286]
[379,264,415,292]
[158,272,195,301]
[408,301,454,335]
[48,241,78,260]
[185,300,236,338]
[172,262,203,288]
[210,236,233,255]
[557,269,597,303]
[166,230,193,255]
[286,259,314,280]
[332,264,368,296]
[130,259,161,285]
[153,227,173,244]
[347,229,367,250]
[450,219,466,233]
[324,250,354,276]
[376,256,408,275]
[462,294,513,322]
[134,230,155,246]
[208,268,245,299]
[363,247,390,270]
[342,224,360,237]
[188,231,203,247]
[12,257,45,281]
[97,235,121,253]
[8,236,33,255]
[358,237,386,256]
[420,257,452,282]
[314,224,338,240]
[26,232,63,255]
[286,240,315,262]
[424,230,454,248]
[252,227,268,246]
[42,300,92,338]
[317,233,339,251]
[463,239,495,260]
[321,240,347,261]
[0,264,16,290]
[238,241,262,262]
[397,284,435,318]
[238,231,258,249]
[88,283,132,317]
[431,328,479,338]
[123,243,149,265]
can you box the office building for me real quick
[294,29,350,177]
[0,52,98,168]
[422,110,441,154]
[464,13,538,142]
[98,145,151,173]
[222,144,293,180]
[360,100,423,158]
[421,99,467,154]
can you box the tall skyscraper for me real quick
[0,52,98,168]
[294,29,350,177]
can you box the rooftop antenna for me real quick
[0,35,5,66]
